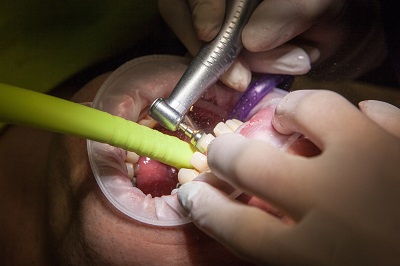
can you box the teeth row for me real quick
[225,119,243,132]
[213,119,242,136]
[190,152,208,172]
[178,119,243,185]
[125,162,139,186]
[124,118,244,188]
[125,151,140,185]
[213,122,231,136]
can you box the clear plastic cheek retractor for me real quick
[148,0,260,152]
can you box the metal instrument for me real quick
[149,0,260,151]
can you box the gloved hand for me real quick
[159,0,386,91]
[177,90,400,265]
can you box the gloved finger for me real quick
[207,133,314,219]
[177,181,292,265]
[219,44,320,91]
[272,90,367,149]
[243,0,335,51]
[359,100,400,138]
[187,0,225,41]
[220,56,252,92]
[159,0,203,55]
[159,0,251,92]
[243,43,320,75]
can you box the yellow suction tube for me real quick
[0,83,196,169]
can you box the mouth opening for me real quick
[87,55,243,226]
[87,55,298,226]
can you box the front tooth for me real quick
[178,168,200,184]
[213,122,233,136]
[126,151,140,164]
[225,119,243,132]
[190,152,208,172]
[196,134,215,153]
[138,115,157,128]
[125,162,135,180]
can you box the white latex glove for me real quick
[159,0,385,91]
[178,90,400,265]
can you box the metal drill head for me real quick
[148,98,182,131]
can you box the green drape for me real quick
[0,0,158,93]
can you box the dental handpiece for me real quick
[149,0,260,151]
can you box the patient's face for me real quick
[45,56,318,265]
[45,57,252,265]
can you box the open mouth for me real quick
[87,55,300,226]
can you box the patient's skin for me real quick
[0,125,51,264]
[0,73,254,265]
[0,60,320,264]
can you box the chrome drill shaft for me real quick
[149,0,260,132]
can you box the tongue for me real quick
[136,156,179,197]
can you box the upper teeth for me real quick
[178,119,244,184]
[213,122,232,136]
[190,152,208,172]
[226,119,243,131]
[214,119,243,136]
[196,133,216,153]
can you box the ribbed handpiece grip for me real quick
[108,115,196,169]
